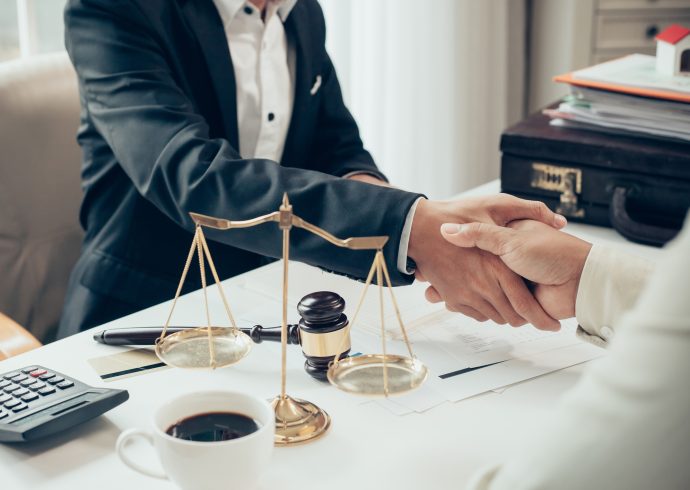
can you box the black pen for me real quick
[93,326,195,345]
[93,325,300,346]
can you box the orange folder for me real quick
[554,72,690,104]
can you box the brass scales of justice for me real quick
[154,194,428,446]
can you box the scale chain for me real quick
[198,230,238,329]
[376,251,389,396]
[161,226,201,341]
[196,229,216,368]
[329,253,379,369]
[379,253,416,359]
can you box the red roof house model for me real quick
[656,24,690,45]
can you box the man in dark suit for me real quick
[59,0,563,338]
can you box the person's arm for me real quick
[441,219,653,340]
[65,0,418,285]
[463,217,690,490]
[574,245,654,346]
[66,0,567,328]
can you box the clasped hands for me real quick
[408,196,592,331]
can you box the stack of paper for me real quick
[549,54,690,142]
[238,262,605,416]
[239,260,446,337]
[366,312,603,416]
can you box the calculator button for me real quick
[0,410,7,420]
[29,382,46,391]
[38,386,56,396]
[3,372,21,380]
[4,399,21,409]
[20,378,38,387]
[11,403,28,413]
[56,381,74,390]
[10,374,28,383]
[38,372,56,381]
[47,377,64,385]
[4,384,21,393]
[20,392,39,403]
[13,388,29,397]
[0,394,11,404]
[21,366,40,374]
[0,380,11,389]
[29,369,47,378]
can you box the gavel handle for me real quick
[243,325,300,345]
[92,325,300,346]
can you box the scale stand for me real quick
[155,194,427,446]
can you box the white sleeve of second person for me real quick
[574,245,654,346]
[465,217,690,490]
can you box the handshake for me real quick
[407,195,592,331]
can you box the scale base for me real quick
[270,394,330,446]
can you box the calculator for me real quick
[0,365,128,442]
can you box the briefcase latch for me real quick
[530,163,585,219]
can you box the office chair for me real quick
[0,52,83,346]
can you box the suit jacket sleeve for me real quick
[64,0,421,285]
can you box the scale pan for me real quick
[327,354,428,396]
[155,327,252,369]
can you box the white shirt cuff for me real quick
[397,197,423,274]
[575,244,654,344]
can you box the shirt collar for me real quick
[213,0,297,24]
[276,0,297,21]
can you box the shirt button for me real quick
[600,326,614,341]
[267,112,275,122]
[243,5,253,14]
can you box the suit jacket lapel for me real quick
[282,3,313,166]
[179,0,240,148]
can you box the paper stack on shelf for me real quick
[549,54,690,142]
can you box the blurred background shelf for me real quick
[528,0,690,111]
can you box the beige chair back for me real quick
[0,52,83,342]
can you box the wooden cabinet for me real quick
[528,0,690,111]
[594,2,690,62]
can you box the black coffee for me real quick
[166,412,260,442]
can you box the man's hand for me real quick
[440,219,592,321]
[408,195,567,331]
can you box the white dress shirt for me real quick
[212,0,296,161]
[211,0,416,274]
[468,216,690,489]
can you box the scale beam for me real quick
[190,211,280,229]
[155,194,426,447]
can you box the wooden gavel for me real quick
[246,291,350,381]
[93,291,351,382]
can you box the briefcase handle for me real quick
[610,186,680,247]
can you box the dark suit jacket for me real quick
[58,0,422,338]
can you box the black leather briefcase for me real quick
[500,110,690,247]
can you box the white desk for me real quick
[0,180,661,490]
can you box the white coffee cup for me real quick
[116,390,274,490]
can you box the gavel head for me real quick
[296,291,350,381]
